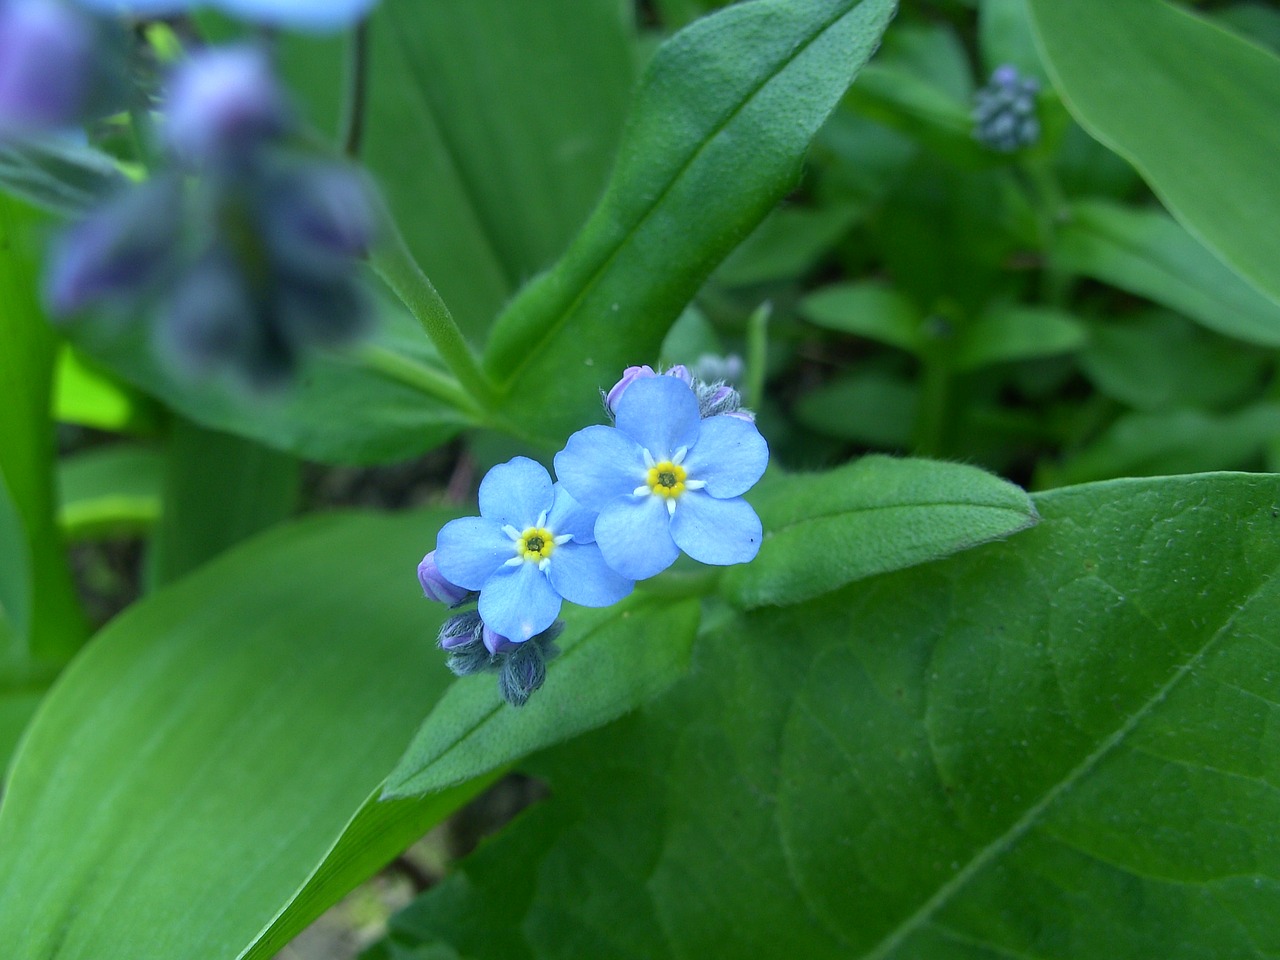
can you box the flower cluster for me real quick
[46,43,377,387]
[419,365,769,706]
[972,64,1041,154]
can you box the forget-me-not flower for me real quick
[555,375,768,581]
[434,457,633,642]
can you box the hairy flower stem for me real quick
[745,300,771,409]
[340,19,369,158]
[371,205,499,410]
[358,344,484,418]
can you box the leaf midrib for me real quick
[490,0,861,391]
[764,498,1035,540]
[855,577,1261,960]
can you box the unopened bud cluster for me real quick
[972,64,1040,154]
[604,363,754,423]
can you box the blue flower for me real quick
[73,0,378,32]
[434,457,633,642]
[555,375,768,581]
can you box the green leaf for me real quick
[1041,404,1280,487]
[384,594,700,799]
[483,0,898,446]
[66,293,471,465]
[978,0,1048,80]
[57,445,163,541]
[1053,200,1280,347]
[800,281,924,353]
[1029,0,1280,307]
[716,203,860,286]
[725,455,1038,608]
[792,370,919,448]
[284,0,636,340]
[1079,311,1268,413]
[953,303,1087,371]
[376,472,1280,960]
[0,139,124,217]
[144,419,298,589]
[53,345,161,435]
[0,470,31,645]
[0,510,470,960]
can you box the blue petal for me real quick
[614,375,701,460]
[548,541,634,607]
[478,562,562,642]
[594,495,679,580]
[681,415,769,498]
[478,456,553,528]
[216,0,379,31]
[435,516,515,591]
[554,425,646,512]
[547,483,598,543]
[670,492,762,566]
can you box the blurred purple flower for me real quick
[0,0,96,136]
[73,0,380,32]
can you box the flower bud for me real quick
[164,45,289,166]
[417,551,472,606]
[0,0,95,136]
[481,624,521,656]
[497,639,547,708]
[438,609,483,651]
[972,64,1041,154]
[604,364,656,416]
[157,249,256,376]
[663,364,693,385]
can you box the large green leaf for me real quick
[0,195,87,661]
[0,139,124,217]
[374,472,1280,959]
[482,0,897,447]
[1053,200,1280,347]
[725,456,1038,608]
[284,0,636,340]
[0,509,470,960]
[1029,0,1280,307]
[384,594,700,798]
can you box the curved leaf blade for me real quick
[482,0,898,445]
[1029,0,1280,307]
[0,510,463,960]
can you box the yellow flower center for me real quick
[646,461,687,500]
[516,526,556,562]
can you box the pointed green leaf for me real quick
[483,0,898,446]
[0,510,468,960]
[1029,0,1280,306]
[376,473,1280,960]
[726,456,1038,608]
[384,594,700,799]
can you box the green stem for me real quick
[340,20,370,158]
[358,344,485,419]
[745,300,772,409]
[370,206,498,409]
[914,352,952,458]
[1019,158,1074,307]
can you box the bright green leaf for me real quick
[384,595,700,799]
[1053,200,1280,347]
[725,455,1038,608]
[57,445,163,541]
[954,303,1087,371]
[1029,0,1280,307]
[800,281,924,353]
[376,472,1280,960]
[0,510,467,960]
[53,345,161,435]
[483,0,898,446]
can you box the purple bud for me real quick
[604,364,655,415]
[264,163,376,267]
[991,64,1020,88]
[482,624,521,657]
[0,0,95,136]
[157,250,256,376]
[438,609,483,651]
[44,177,183,316]
[497,640,547,707]
[724,409,756,422]
[663,364,693,385]
[164,45,289,165]
[418,551,471,606]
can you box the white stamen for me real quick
[684,479,707,491]
[538,558,551,572]
[502,524,522,541]
[553,533,573,545]
[666,499,677,516]
[672,445,688,465]
[504,556,524,567]
[536,510,548,528]
[643,448,656,469]
[633,484,651,498]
